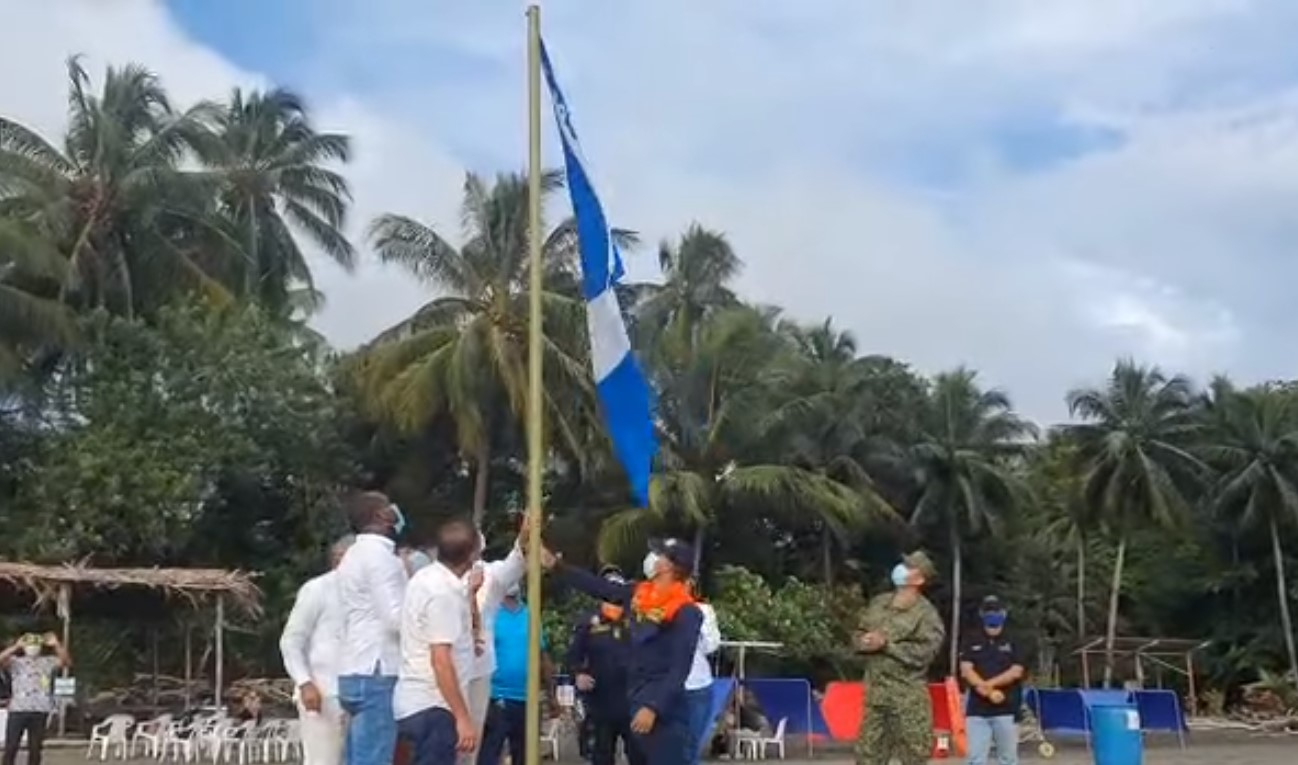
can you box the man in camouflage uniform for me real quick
[854,551,945,765]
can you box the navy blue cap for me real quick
[650,537,696,576]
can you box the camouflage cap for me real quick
[902,550,938,582]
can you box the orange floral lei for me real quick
[632,581,695,624]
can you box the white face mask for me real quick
[22,645,40,657]
[890,563,912,588]
[642,551,661,580]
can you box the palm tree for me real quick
[195,88,354,311]
[0,57,217,317]
[1031,434,1096,645]
[0,220,76,377]
[354,171,603,523]
[1202,382,1298,687]
[762,317,900,582]
[626,224,740,351]
[596,307,893,573]
[1065,360,1206,687]
[908,368,1036,675]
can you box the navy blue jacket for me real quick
[566,607,632,715]
[558,566,703,718]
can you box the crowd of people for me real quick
[277,491,724,765]
[276,490,1027,765]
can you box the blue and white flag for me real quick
[540,41,656,507]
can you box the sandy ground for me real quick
[29,730,1297,765]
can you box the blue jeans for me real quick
[965,715,1018,765]
[477,699,526,765]
[684,687,713,765]
[397,707,458,765]
[338,673,398,765]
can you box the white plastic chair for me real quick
[539,717,560,760]
[131,714,173,758]
[739,717,787,760]
[87,714,136,760]
[162,718,198,762]
[217,720,257,763]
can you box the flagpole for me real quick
[523,7,545,765]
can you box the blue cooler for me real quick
[1091,704,1143,765]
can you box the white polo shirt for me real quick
[394,561,475,720]
[336,534,408,677]
[465,545,526,681]
[686,602,722,690]
[279,571,345,696]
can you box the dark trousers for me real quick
[476,699,525,765]
[396,707,458,765]
[590,712,645,765]
[631,713,689,765]
[3,712,48,765]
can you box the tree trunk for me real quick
[1102,534,1127,688]
[472,441,491,527]
[1076,534,1087,642]
[692,525,706,581]
[822,529,834,585]
[1269,517,1298,687]
[949,528,963,677]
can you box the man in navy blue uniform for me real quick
[566,566,645,765]
[959,595,1026,765]
[544,539,703,765]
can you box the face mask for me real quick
[982,612,1007,630]
[22,645,40,657]
[505,585,521,599]
[890,563,912,588]
[642,552,661,580]
[407,550,433,574]
[390,504,407,538]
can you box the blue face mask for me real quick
[890,563,911,588]
[982,612,1007,629]
[390,504,407,538]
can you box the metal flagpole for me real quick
[523,7,545,765]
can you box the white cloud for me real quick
[6,0,1298,423]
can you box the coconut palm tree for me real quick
[1065,360,1206,687]
[1202,382,1298,687]
[626,224,740,351]
[0,57,217,317]
[597,307,894,575]
[0,220,76,377]
[761,317,901,582]
[908,368,1036,674]
[354,171,605,523]
[194,87,354,311]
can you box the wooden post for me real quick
[1185,650,1198,718]
[151,627,160,708]
[214,595,225,712]
[57,584,71,736]
[184,622,193,710]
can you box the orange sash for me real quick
[631,581,694,624]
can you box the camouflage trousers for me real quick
[854,689,933,765]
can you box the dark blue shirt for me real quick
[558,567,703,720]
[566,607,632,713]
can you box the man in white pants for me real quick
[280,535,356,765]
[460,526,525,765]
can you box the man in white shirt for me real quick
[279,535,355,765]
[460,528,525,765]
[335,492,409,765]
[684,598,722,765]
[395,518,482,765]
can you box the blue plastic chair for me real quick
[1133,689,1187,748]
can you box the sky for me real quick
[4,1,1298,423]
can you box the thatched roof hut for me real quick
[0,561,262,617]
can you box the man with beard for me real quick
[854,551,945,765]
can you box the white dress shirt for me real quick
[394,561,475,720]
[465,545,526,681]
[686,602,722,690]
[280,571,346,696]
[336,533,408,677]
